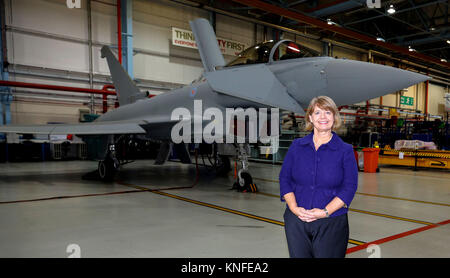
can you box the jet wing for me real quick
[204,64,304,114]
[0,120,147,135]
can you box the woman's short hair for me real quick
[304,96,342,131]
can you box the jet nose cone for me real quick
[324,59,430,106]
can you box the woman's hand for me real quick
[290,206,317,222]
[302,208,327,222]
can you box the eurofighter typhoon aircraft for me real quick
[0,18,430,189]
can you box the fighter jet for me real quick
[0,18,430,189]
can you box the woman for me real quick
[279,96,358,258]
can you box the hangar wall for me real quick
[428,83,447,116]
[6,0,114,124]
[2,0,447,126]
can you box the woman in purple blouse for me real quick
[280,96,358,258]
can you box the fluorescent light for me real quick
[287,45,300,52]
[376,37,385,42]
[408,46,415,52]
[327,18,334,25]
[387,5,396,14]
[441,59,447,62]
[446,40,450,44]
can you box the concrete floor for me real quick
[0,159,449,258]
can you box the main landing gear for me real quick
[98,144,120,181]
[232,143,257,193]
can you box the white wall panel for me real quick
[135,54,179,83]
[379,93,397,108]
[134,0,207,30]
[133,21,169,54]
[7,0,257,85]
[9,0,88,39]
[9,73,97,125]
[7,0,115,74]
[428,84,446,116]
[216,14,254,49]
[132,0,207,84]
[333,45,362,61]
[416,83,426,113]
[11,102,85,125]
[92,45,110,75]
[90,1,116,45]
[10,32,90,72]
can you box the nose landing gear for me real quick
[232,144,257,193]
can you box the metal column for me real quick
[0,0,12,133]
[120,0,133,79]
[87,0,94,113]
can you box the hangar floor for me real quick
[0,159,449,258]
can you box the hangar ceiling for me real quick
[175,0,450,84]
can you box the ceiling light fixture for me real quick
[387,5,396,14]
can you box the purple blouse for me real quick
[279,132,358,217]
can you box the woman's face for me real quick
[309,105,334,133]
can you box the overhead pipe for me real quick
[0,80,118,114]
[0,80,156,112]
[101,84,116,113]
[12,94,113,106]
[0,80,116,95]
[230,0,450,70]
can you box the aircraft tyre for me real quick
[234,172,258,193]
[98,157,118,181]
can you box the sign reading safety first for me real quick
[172,27,248,56]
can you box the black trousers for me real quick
[283,208,349,258]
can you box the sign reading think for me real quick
[172,27,248,56]
[400,96,414,106]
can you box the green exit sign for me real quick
[400,96,414,106]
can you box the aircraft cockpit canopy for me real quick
[225,40,320,67]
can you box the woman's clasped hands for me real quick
[291,206,327,222]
